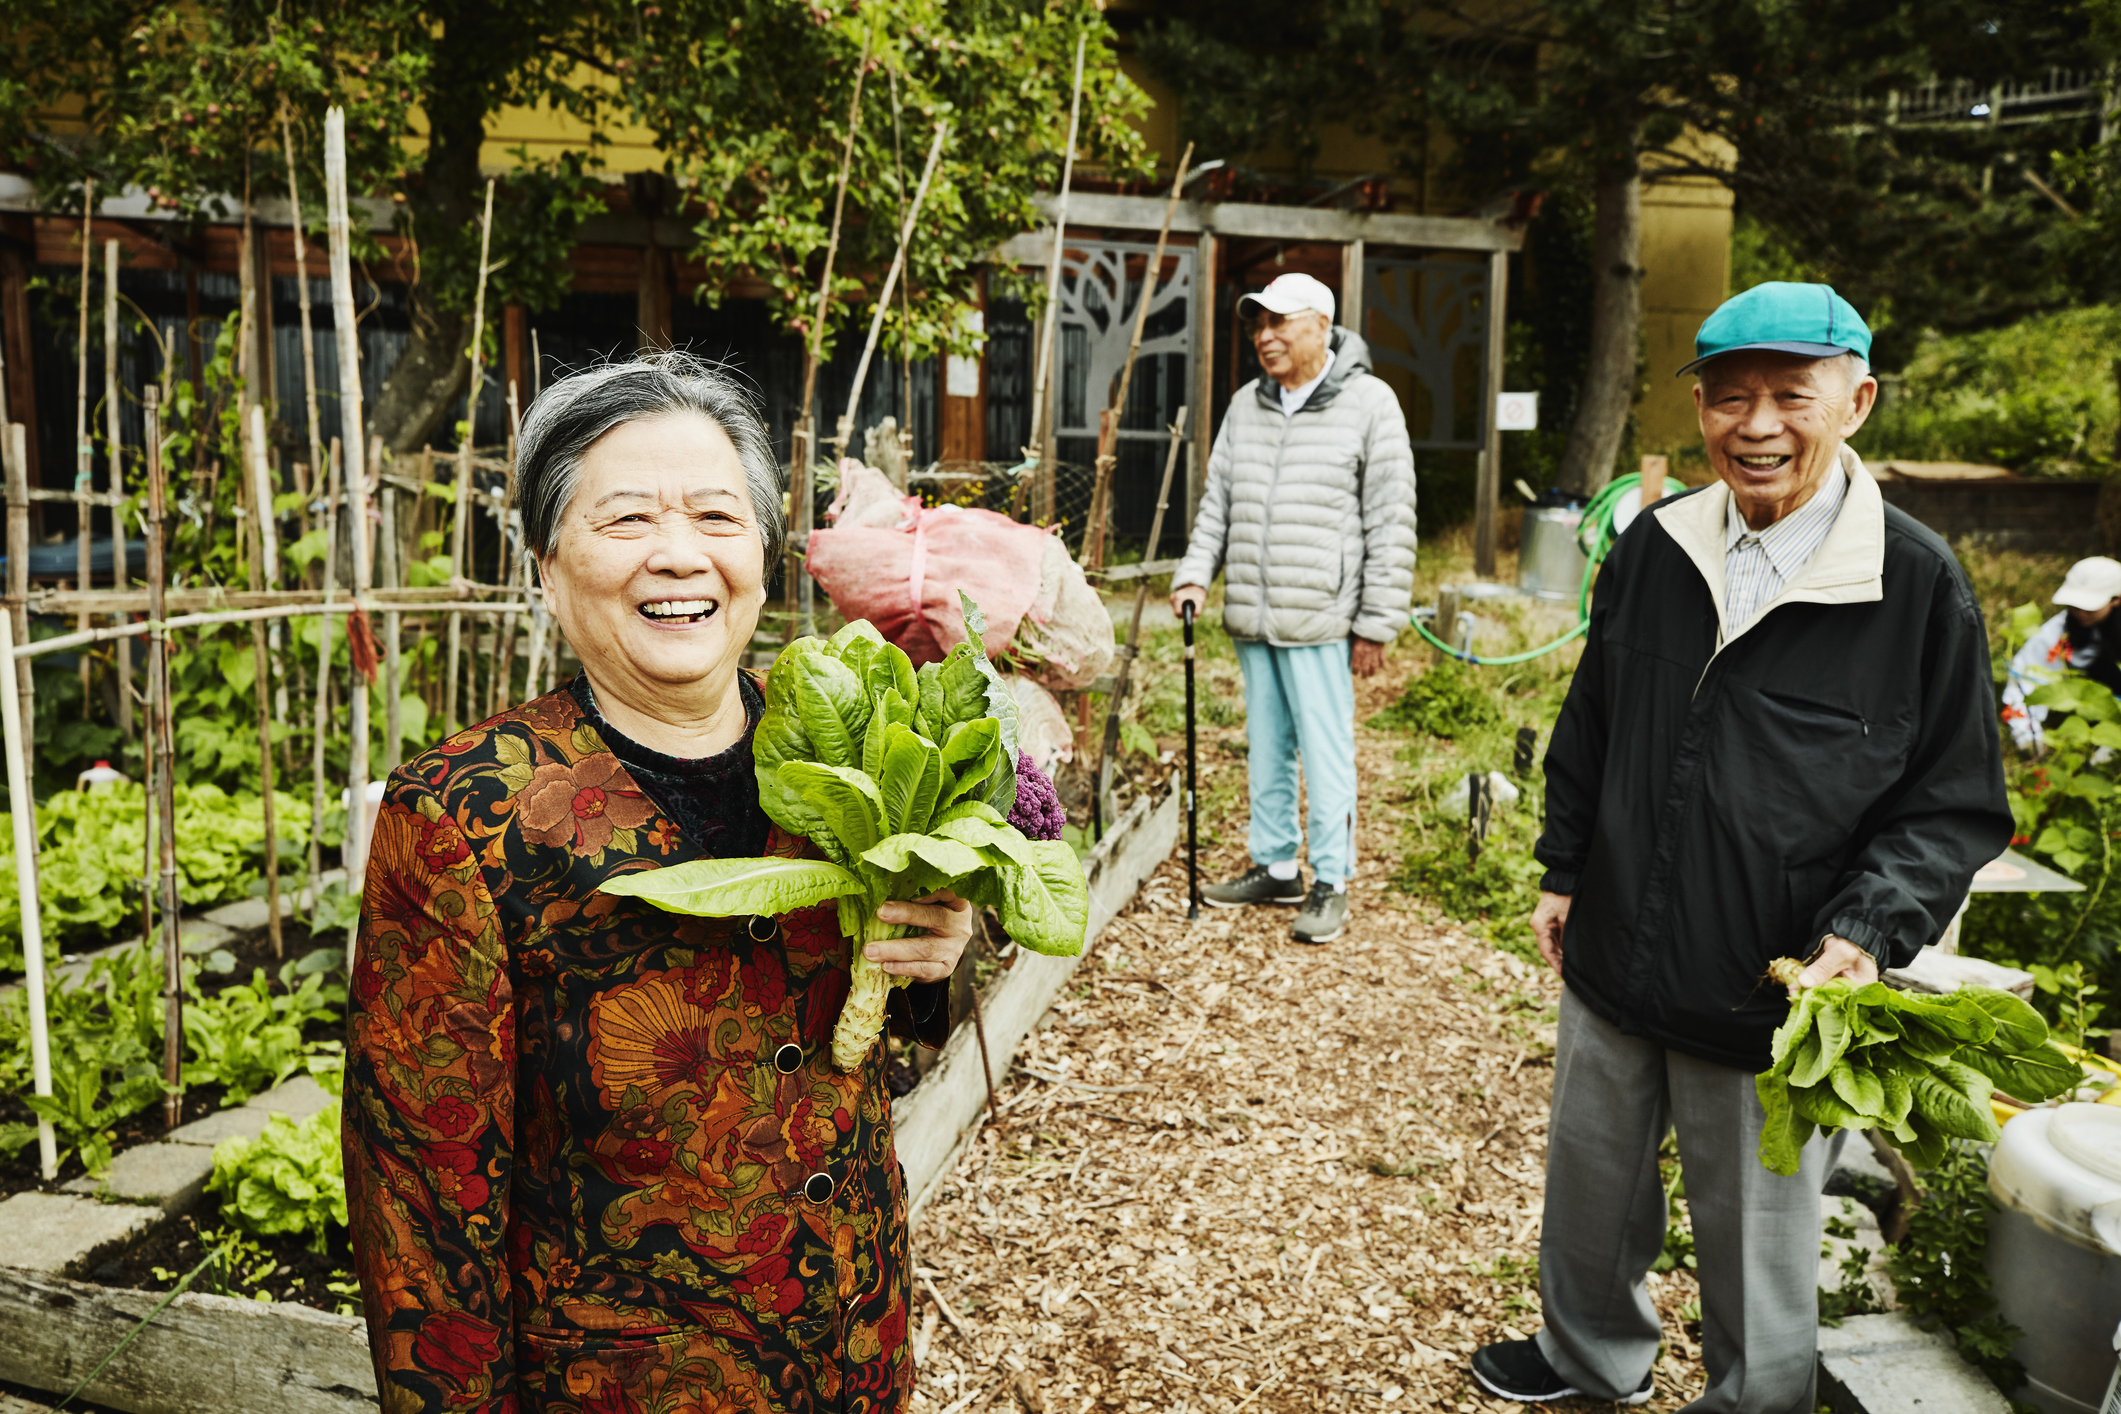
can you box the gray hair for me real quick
[515,350,785,570]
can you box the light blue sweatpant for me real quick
[1233,640,1357,889]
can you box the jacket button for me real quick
[774,1043,805,1074]
[802,1171,834,1204]
[748,915,779,942]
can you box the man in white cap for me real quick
[1170,272,1416,943]
[2001,555,2121,751]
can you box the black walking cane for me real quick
[1182,597,1200,919]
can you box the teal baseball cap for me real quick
[1676,281,1871,376]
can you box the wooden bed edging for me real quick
[0,1265,376,1413]
[892,771,1184,1216]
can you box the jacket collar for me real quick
[1250,325,1373,415]
[1652,443,1884,646]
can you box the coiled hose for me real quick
[1410,473,1687,666]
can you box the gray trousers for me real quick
[1536,988,1837,1414]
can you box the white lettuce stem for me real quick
[832,903,917,1072]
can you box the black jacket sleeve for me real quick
[1814,570,2013,968]
[1534,549,1622,896]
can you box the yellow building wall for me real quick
[1639,173,1733,450]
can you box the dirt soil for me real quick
[904,653,1711,1414]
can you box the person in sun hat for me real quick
[2000,555,2121,751]
[1470,283,2011,1411]
[1169,271,1416,945]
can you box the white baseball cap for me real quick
[2054,557,2121,611]
[1238,273,1335,323]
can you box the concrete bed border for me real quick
[0,779,1183,1412]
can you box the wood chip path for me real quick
[905,658,1711,1413]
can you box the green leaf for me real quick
[865,641,917,712]
[1754,1073,1812,1176]
[756,638,831,841]
[1958,987,2049,1054]
[1787,986,1853,1089]
[1879,1067,1914,1128]
[778,761,887,858]
[791,651,870,770]
[1793,1081,1868,1131]
[1827,1057,1887,1119]
[1955,1040,2082,1104]
[599,856,867,917]
[1909,1062,2001,1143]
[877,725,945,838]
[932,812,1037,866]
[860,832,988,888]
[938,717,1003,808]
[977,840,1089,957]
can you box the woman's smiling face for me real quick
[538,410,767,710]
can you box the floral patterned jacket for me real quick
[346,686,927,1414]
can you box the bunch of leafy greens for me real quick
[209,1100,348,1252]
[603,600,1089,1071]
[1756,965,2082,1176]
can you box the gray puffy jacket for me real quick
[1175,328,1416,645]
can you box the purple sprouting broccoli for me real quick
[1008,751,1065,841]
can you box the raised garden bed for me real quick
[0,778,1183,1413]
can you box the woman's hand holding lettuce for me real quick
[601,596,1089,1070]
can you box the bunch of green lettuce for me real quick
[1757,961,2082,1175]
[603,598,1089,1071]
[209,1100,348,1251]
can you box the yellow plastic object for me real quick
[1996,1098,2030,1127]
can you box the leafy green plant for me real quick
[1755,971,2080,1175]
[208,1102,347,1252]
[2,942,167,1172]
[1886,1142,2027,1392]
[183,961,345,1105]
[1818,1202,1887,1326]
[1652,1138,1696,1275]
[603,603,1090,1071]
[1368,660,1502,738]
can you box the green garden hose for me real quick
[1412,473,1688,667]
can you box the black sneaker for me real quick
[1291,880,1348,943]
[1469,1339,1653,1405]
[1201,864,1305,908]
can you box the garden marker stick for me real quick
[1024,33,1086,510]
[74,178,93,702]
[1096,407,1189,840]
[145,384,183,1129]
[1081,142,1192,577]
[447,176,497,735]
[0,606,57,1177]
[324,108,373,880]
[104,237,131,739]
[246,403,282,957]
[1183,597,1199,919]
[836,119,951,457]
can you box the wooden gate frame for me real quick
[1002,193,1527,579]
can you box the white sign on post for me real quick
[1496,391,1539,431]
[946,308,985,399]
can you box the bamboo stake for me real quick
[74,179,94,701]
[7,598,534,661]
[0,603,54,1177]
[324,108,373,885]
[1081,143,1193,575]
[104,239,132,738]
[837,121,950,455]
[308,440,340,908]
[143,385,181,1128]
[492,380,523,717]
[1023,36,1086,516]
[1095,408,1188,833]
[447,177,497,735]
[244,404,283,957]
[281,112,326,493]
[788,34,871,632]
[7,423,35,898]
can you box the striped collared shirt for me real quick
[1723,461,1848,634]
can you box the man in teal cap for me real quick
[1471,284,2010,1410]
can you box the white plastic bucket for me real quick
[1988,1104,2121,1413]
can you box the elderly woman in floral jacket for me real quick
[345,353,971,1414]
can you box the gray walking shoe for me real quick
[1291,880,1347,943]
[1201,864,1306,908]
